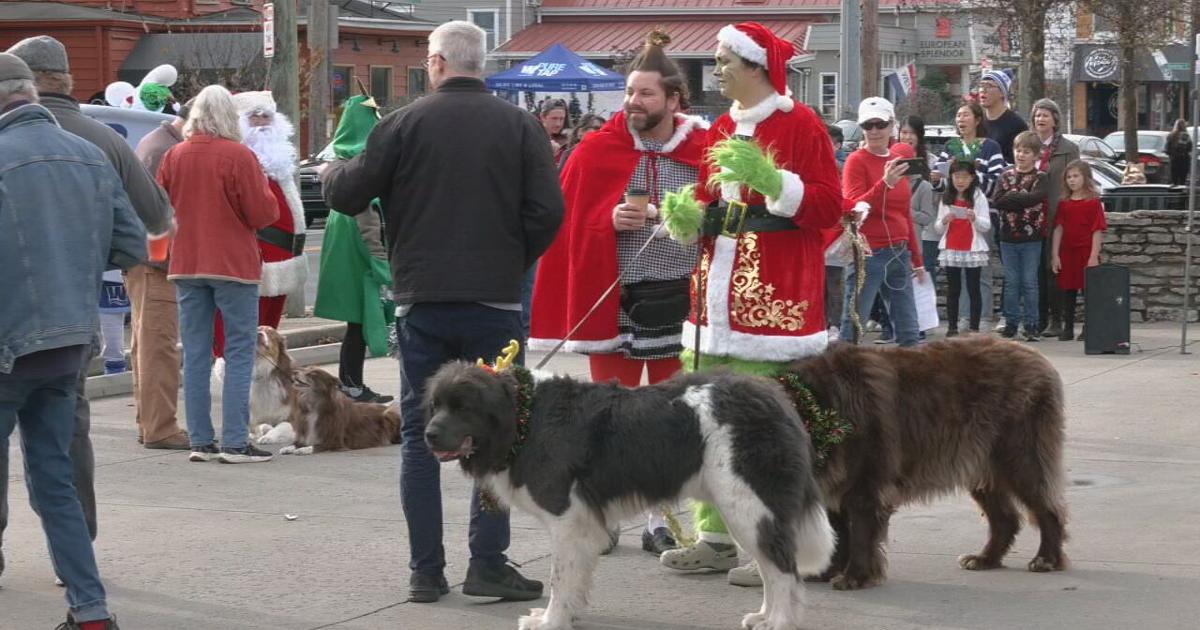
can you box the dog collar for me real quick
[506,366,535,465]
[775,372,853,470]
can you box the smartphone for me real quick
[898,158,930,177]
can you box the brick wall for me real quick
[1102,210,1199,322]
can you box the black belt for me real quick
[257,226,306,256]
[701,201,797,238]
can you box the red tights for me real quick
[588,353,681,386]
[212,294,287,358]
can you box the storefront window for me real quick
[332,65,353,106]
[820,73,838,120]
[371,66,392,108]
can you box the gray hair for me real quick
[33,70,72,95]
[184,85,241,141]
[1031,98,1062,131]
[0,78,37,109]
[429,21,486,76]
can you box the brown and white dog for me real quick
[213,326,302,444]
[279,366,401,455]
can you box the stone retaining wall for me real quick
[1102,210,1199,322]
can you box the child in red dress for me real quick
[1051,160,1107,341]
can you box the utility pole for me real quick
[840,0,862,120]
[861,0,880,102]
[270,0,305,318]
[307,0,332,156]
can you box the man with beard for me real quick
[657,21,842,587]
[530,30,708,556]
[213,91,307,354]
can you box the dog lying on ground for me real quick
[276,366,401,455]
[424,362,834,630]
[791,336,1068,590]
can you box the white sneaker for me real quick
[865,320,881,332]
[993,317,1008,332]
[728,560,763,587]
[660,541,738,572]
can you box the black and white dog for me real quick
[424,362,834,630]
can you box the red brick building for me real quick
[0,1,434,118]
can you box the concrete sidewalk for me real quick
[2,325,1199,629]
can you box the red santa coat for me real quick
[258,173,307,297]
[687,97,843,361]
[530,112,707,353]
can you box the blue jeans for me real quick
[176,279,259,450]
[1000,241,1042,330]
[0,369,109,622]
[396,303,522,577]
[840,245,920,347]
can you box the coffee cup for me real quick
[625,188,650,212]
[148,235,170,262]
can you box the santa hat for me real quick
[717,22,796,98]
[232,90,277,117]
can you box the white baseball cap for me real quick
[857,97,895,125]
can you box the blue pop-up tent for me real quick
[485,44,625,92]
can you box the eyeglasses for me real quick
[423,54,442,69]
[860,120,890,131]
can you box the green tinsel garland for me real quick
[706,137,783,199]
[775,372,853,470]
[479,366,536,514]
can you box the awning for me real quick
[486,44,626,92]
[120,33,260,80]
[494,19,814,59]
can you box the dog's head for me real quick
[423,361,518,476]
[257,326,291,371]
[292,366,342,405]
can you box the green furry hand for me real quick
[707,137,783,199]
[661,185,704,244]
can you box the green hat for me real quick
[332,94,381,160]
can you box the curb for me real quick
[84,323,349,400]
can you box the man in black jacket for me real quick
[321,20,563,604]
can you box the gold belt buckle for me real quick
[721,200,749,238]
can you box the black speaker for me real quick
[1084,264,1131,355]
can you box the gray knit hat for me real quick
[1031,98,1062,130]
[6,35,69,73]
[0,52,35,83]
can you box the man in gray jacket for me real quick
[2,36,174,582]
[0,52,139,630]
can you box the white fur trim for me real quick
[730,93,794,124]
[260,254,307,297]
[278,176,306,237]
[629,114,709,154]
[720,180,742,203]
[528,335,628,355]
[718,25,767,66]
[232,90,276,116]
[686,234,827,361]
[765,169,804,218]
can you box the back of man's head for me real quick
[0,52,37,111]
[6,36,72,96]
[429,21,487,77]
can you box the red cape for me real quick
[530,112,707,351]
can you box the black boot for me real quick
[409,572,450,603]
[463,560,544,601]
[641,527,679,556]
[1043,315,1063,338]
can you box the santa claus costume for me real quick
[213,92,307,356]
[658,22,843,579]
[530,32,708,387]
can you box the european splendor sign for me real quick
[918,38,970,63]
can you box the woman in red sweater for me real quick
[157,85,279,464]
[838,97,926,346]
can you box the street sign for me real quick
[263,2,275,59]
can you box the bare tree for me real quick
[1085,0,1184,162]
[970,0,1071,115]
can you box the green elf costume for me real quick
[313,95,395,401]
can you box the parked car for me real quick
[834,119,863,151]
[1083,156,1124,192]
[299,157,328,227]
[1103,131,1171,183]
[924,124,958,159]
[1064,134,1119,163]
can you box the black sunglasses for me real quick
[860,120,890,131]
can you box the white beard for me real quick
[241,112,298,182]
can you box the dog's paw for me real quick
[741,612,767,629]
[294,445,314,456]
[257,422,296,445]
[958,554,1003,571]
[279,445,296,455]
[1028,554,1066,573]
[830,572,875,591]
[803,567,837,583]
[518,608,558,630]
[250,423,272,440]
